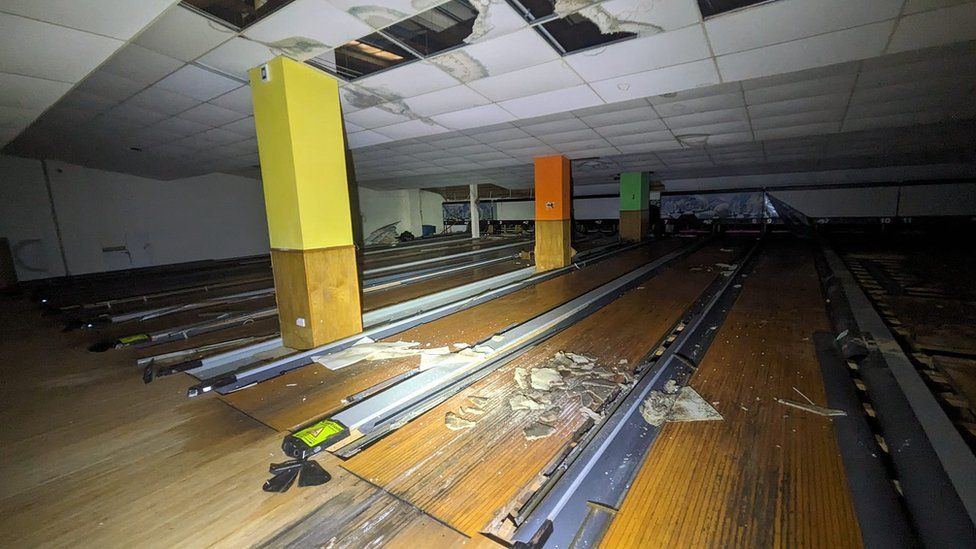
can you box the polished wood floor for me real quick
[0,298,469,548]
[601,242,863,548]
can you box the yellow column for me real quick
[534,155,572,272]
[250,56,361,350]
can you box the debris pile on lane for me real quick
[639,379,723,426]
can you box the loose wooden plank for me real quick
[601,242,863,548]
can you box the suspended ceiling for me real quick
[3,0,976,187]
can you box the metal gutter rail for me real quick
[185,240,662,396]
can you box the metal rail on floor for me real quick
[820,243,976,545]
[184,240,660,397]
[509,239,761,548]
[324,238,712,459]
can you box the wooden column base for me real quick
[619,209,650,242]
[271,245,362,350]
[535,219,572,272]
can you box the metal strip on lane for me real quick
[510,239,762,548]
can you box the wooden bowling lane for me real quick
[362,257,531,312]
[220,238,690,432]
[600,241,863,548]
[339,241,743,536]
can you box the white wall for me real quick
[770,188,900,218]
[0,155,270,280]
[358,186,444,238]
[0,155,66,279]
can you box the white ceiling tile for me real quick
[100,44,183,85]
[592,119,668,137]
[344,106,413,128]
[744,74,857,105]
[373,119,450,139]
[244,0,374,49]
[431,104,517,130]
[704,132,754,145]
[403,85,491,117]
[157,65,242,101]
[842,111,946,131]
[599,0,702,30]
[447,27,559,78]
[73,71,144,102]
[903,0,972,15]
[468,60,583,102]
[0,73,71,112]
[0,13,122,83]
[886,2,976,53]
[151,116,209,135]
[135,5,233,62]
[651,92,745,118]
[463,0,528,42]
[704,0,901,56]
[748,93,849,118]
[520,117,589,136]
[851,77,968,104]
[538,128,604,144]
[126,85,201,115]
[344,120,365,133]
[56,89,119,113]
[468,126,529,142]
[198,127,246,144]
[221,116,256,136]
[754,122,839,140]
[741,61,859,90]
[716,21,895,82]
[616,141,683,153]
[101,103,169,126]
[590,59,720,103]
[0,0,176,40]
[665,107,748,129]
[579,106,659,127]
[428,134,482,147]
[604,130,674,146]
[562,147,620,159]
[327,0,424,26]
[846,96,951,119]
[197,38,275,80]
[498,85,603,119]
[564,24,711,82]
[357,61,459,99]
[178,102,248,126]
[209,86,253,114]
[671,119,751,135]
[751,109,844,129]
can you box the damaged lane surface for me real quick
[341,240,741,536]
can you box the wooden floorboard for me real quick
[340,241,742,536]
[0,299,470,548]
[221,238,689,432]
[600,242,863,548]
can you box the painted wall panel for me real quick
[898,183,976,216]
[0,155,65,280]
[770,187,899,218]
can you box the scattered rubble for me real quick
[523,422,556,440]
[530,367,564,390]
[514,367,530,390]
[510,394,546,411]
[445,412,476,430]
[468,395,489,408]
[539,407,561,423]
[776,398,846,417]
[461,405,485,416]
[579,406,602,421]
[640,381,723,426]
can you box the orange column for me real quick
[534,155,572,272]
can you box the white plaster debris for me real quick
[468,395,490,408]
[529,367,564,391]
[640,383,723,426]
[510,393,546,411]
[539,407,561,423]
[579,406,602,421]
[523,422,556,441]
[445,412,477,430]
[514,367,530,390]
[461,405,486,416]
